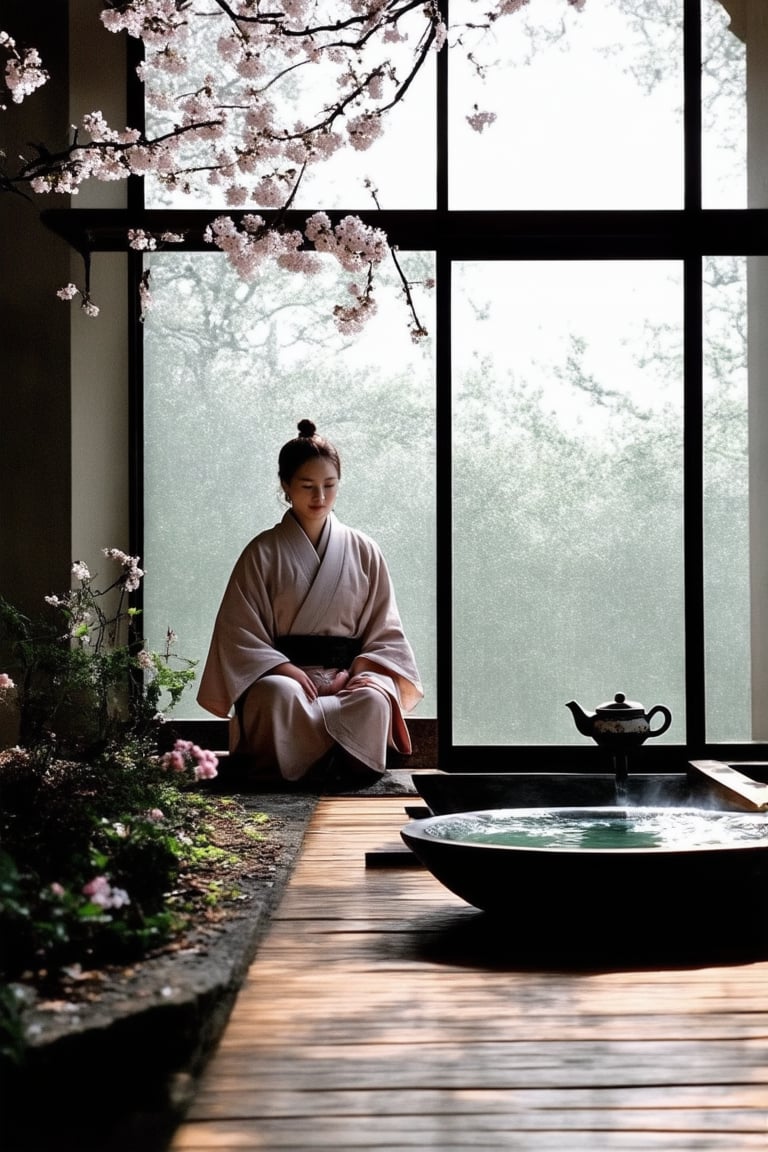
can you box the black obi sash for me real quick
[274,635,362,669]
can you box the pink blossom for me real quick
[191,745,219,781]
[71,560,90,583]
[0,672,15,690]
[346,113,383,152]
[102,547,144,591]
[225,184,249,207]
[253,177,285,208]
[161,748,187,772]
[6,0,579,335]
[160,738,218,780]
[128,228,157,251]
[82,876,130,910]
[1,34,48,107]
[466,109,497,134]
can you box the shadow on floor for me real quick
[399,905,768,974]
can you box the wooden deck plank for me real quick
[169,796,768,1151]
[170,1121,768,1151]
[181,1052,768,1091]
[220,1015,768,1043]
[188,1083,768,1117]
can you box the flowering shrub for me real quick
[0,549,224,1049]
[0,548,196,757]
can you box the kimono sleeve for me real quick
[196,544,288,717]
[350,539,423,713]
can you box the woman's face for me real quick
[282,456,340,541]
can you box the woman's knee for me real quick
[244,674,303,708]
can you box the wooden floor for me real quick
[169,796,768,1150]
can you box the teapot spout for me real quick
[566,700,595,738]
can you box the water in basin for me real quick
[423,808,768,852]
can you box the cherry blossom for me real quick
[0,31,48,110]
[466,108,497,134]
[2,1,585,333]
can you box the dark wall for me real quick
[0,1,72,613]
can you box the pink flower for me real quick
[102,547,144,590]
[192,745,219,780]
[71,560,91,582]
[82,876,130,910]
[160,739,218,780]
[466,109,497,134]
[161,748,187,772]
[0,672,14,690]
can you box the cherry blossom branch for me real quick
[2,0,585,335]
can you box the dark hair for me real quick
[278,420,342,484]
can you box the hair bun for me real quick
[297,419,317,438]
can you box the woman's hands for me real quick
[272,663,349,701]
[320,670,350,696]
[272,662,318,700]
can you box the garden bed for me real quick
[1,786,317,1152]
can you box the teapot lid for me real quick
[596,692,644,716]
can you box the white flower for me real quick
[71,560,91,583]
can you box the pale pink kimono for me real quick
[197,511,423,780]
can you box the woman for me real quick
[197,420,423,784]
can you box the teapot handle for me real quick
[645,705,672,738]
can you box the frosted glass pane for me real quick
[703,257,750,740]
[453,261,685,745]
[143,254,436,718]
[702,0,747,208]
[450,0,683,210]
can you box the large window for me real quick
[110,0,768,763]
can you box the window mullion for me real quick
[436,249,452,761]
[684,0,703,212]
[684,257,706,749]
[683,0,705,746]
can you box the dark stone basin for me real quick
[400,805,768,955]
[412,771,749,815]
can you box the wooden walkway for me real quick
[169,796,768,1150]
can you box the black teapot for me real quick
[566,693,672,749]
